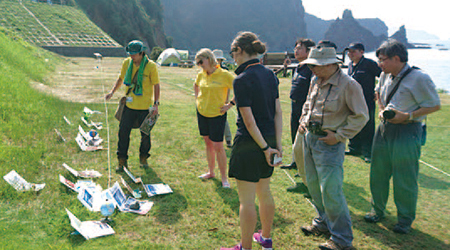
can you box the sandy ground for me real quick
[32,57,123,103]
[32,57,200,104]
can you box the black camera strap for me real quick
[385,67,416,105]
[308,83,333,125]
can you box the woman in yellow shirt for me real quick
[194,48,235,188]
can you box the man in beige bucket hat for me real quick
[297,46,368,250]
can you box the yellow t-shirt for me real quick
[119,57,160,110]
[195,67,234,117]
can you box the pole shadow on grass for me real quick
[418,172,450,190]
[353,212,450,249]
[119,166,187,225]
[344,181,450,249]
[343,182,372,213]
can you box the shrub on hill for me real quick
[75,0,168,48]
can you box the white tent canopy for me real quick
[156,48,189,66]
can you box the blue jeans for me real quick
[304,132,353,247]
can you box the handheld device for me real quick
[270,154,282,165]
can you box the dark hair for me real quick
[318,40,337,50]
[232,31,266,55]
[295,38,315,52]
[376,39,408,62]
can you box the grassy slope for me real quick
[0,33,449,249]
[0,0,118,47]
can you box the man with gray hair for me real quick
[298,46,368,250]
[364,39,440,234]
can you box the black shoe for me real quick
[301,225,330,237]
[287,183,308,193]
[364,157,371,163]
[115,165,124,173]
[393,223,410,234]
[319,239,354,250]
[364,212,384,223]
[226,140,232,148]
[280,162,297,170]
[116,158,127,173]
[345,150,361,156]
[139,155,149,169]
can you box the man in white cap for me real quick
[213,49,229,70]
[298,46,368,250]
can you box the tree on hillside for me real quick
[74,0,168,48]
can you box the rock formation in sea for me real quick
[390,25,415,48]
[323,9,387,52]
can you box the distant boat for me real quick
[411,43,432,49]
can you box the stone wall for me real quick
[42,46,126,57]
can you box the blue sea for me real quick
[365,39,450,92]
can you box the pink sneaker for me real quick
[253,231,273,250]
[220,244,242,250]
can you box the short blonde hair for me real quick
[195,48,217,67]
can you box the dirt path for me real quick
[32,57,132,103]
[33,57,199,104]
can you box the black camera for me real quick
[382,109,396,120]
[308,121,327,136]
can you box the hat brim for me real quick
[301,57,341,66]
[127,51,141,56]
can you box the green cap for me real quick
[126,40,146,55]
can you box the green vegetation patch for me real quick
[0,32,449,249]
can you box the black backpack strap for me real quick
[385,67,417,105]
[125,72,139,96]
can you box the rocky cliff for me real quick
[161,0,307,52]
[324,10,387,51]
[75,0,168,48]
[390,25,415,48]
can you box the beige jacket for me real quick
[300,69,369,143]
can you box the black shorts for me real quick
[197,110,227,142]
[228,135,276,182]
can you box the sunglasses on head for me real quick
[229,47,239,56]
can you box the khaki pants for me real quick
[293,130,307,186]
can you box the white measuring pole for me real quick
[95,53,112,188]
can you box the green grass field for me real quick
[0,32,449,249]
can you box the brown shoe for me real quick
[139,155,149,169]
[301,225,330,237]
[319,240,354,250]
[116,158,127,172]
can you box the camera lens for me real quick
[383,109,396,120]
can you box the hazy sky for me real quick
[303,0,449,40]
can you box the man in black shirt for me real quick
[345,43,381,163]
[280,39,315,194]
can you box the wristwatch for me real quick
[154,100,160,106]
